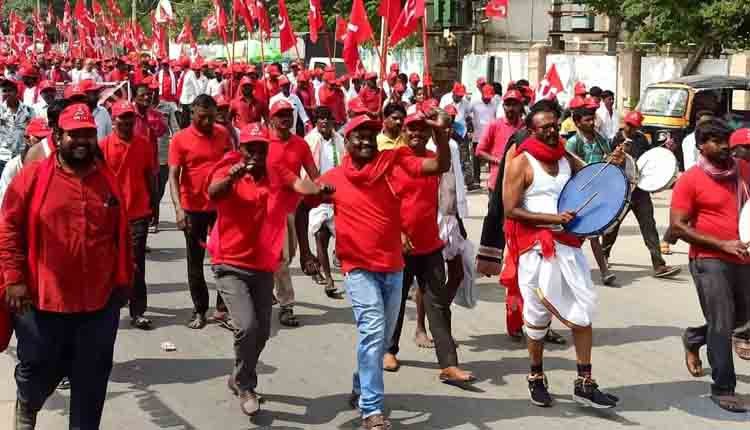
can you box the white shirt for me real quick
[22,87,39,106]
[269,92,310,131]
[468,99,499,143]
[286,72,297,87]
[70,68,82,83]
[32,99,49,120]
[92,106,112,141]
[682,132,699,170]
[439,93,471,124]
[0,154,23,205]
[205,78,221,97]
[345,86,358,103]
[427,138,468,218]
[179,70,201,105]
[76,70,102,83]
[596,105,620,140]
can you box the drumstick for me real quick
[573,192,599,214]
[577,161,612,191]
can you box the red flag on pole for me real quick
[388,0,424,47]
[335,16,348,42]
[234,0,254,31]
[485,0,508,19]
[177,16,197,48]
[106,0,123,17]
[342,0,373,73]
[278,0,296,53]
[92,0,102,16]
[535,64,564,102]
[252,0,271,39]
[213,0,229,43]
[74,0,96,31]
[63,0,72,30]
[378,0,401,31]
[308,0,324,43]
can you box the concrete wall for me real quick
[546,53,618,106]
[485,0,551,42]
[640,57,729,95]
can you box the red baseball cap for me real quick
[270,100,294,117]
[25,117,52,139]
[214,95,230,108]
[80,79,102,92]
[347,97,370,115]
[58,104,97,131]
[443,104,458,117]
[296,71,310,83]
[730,128,750,148]
[20,65,39,78]
[64,83,86,100]
[503,89,523,102]
[38,80,55,92]
[583,96,600,110]
[267,64,281,77]
[390,63,400,72]
[476,77,486,86]
[239,123,270,145]
[404,112,428,127]
[452,83,466,97]
[278,75,290,86]
[111,100,136,118]
[481,84,495,99]
[343,115,382,138]
[624,111,644,128]
[239,76,254,87]
[324,71,337,84]
[409,73,420,83]
[574,81,587,96]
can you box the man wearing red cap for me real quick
[207,123,331,416]
[230,77,268,129]
[269,75,311,136]
[169,94,233,329]
[157,59,178,104]
[19,65,41,107]
[602,111,680,279]
[670,119,750,413]
[295,71,315,117]
[0,80,35,175]
[1,104,133,429]
[317,72,347,127]
[30,81,56,120]
[177,60,203,128]
[0,117,51,204]
[470,77,487,104]
[80,79,113,141]
[403,73,421,104]
[358,73,382,114]
[315,111,451,430]
[475,89,524,193]
[439,82,474,188]
[467,83,500,187]
[99,101,157,330]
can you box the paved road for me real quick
[1,189,749,429]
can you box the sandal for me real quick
[733,336,750,361]
[131,316,153,330]
[279,308,300,327]
[544,329,567,345]
[187,313,207,329]
[682,333,703,377]
[710,394,747,413]
[325,287,344,299]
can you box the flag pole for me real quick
[231,6,237,65]
[421,14,430,98]
[259,31,265,64]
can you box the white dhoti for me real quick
[518,242,597,328]
[309,203,335,235]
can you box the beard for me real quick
[59,144,95,169]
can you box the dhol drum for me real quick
[558,162,631,237]
[636,147,679,192]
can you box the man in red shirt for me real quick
[99,100,156,330]
[385,113,475,383]
[475,89,524,192]
[207,123,332,416]
[670,119,750,413]
[267,100,320,327]
[316,112,450,429]
[169,94,232,329]
[230,77,268,129]
[1,104,132,429]
[359,72,382,114]
[317,71,347,127]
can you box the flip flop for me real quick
[325,287,345,299]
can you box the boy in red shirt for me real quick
[207,123,332,417]
[168,94,232,329]
[385,113,476,384]
[99,100,156,330]
[317,112,451,430]
[670,119,750,413]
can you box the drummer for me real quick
[602,111,681,278]
[564,97,619,285]
[670,119,750,413]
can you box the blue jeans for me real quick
[345,269,403,418]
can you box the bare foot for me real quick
[415,330,435,348]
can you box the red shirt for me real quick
[208,154,297,272]
[267,132,317,216]
[160,72,177,102]
[476,117,524,190]
[296,86,315,113]
[168,124,231,212]
[359,87,382,113]
[391,148,444,255]
[318,149,425,273]
[671,164,748,263]
[230,97,268,128]
[319,84,347,124]
[99,133,156,220]
[0,162,120,312]
[134,108,167,169]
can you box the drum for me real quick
[739,201,750,243]
[558,162,631,237]
[636,147,678,192]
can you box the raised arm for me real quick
[420,112,452,175]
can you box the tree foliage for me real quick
[579,0,750,51]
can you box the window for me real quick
[640,88,689,118]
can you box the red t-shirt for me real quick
[391,148,444,255]
[318,149,425,273]
[267,132,317,216]
[168,124,231,212]
[208,155,295,272]
[230,97,267,128]
[359,87,382,113]
[476,117,523,190]
[319,85,347,124]
[99,133,156,221]
[671,164,748,263]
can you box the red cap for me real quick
[452,83,466,97]
[278,75,290,86]
[476,77,486,86]
[324,71,337,84]
[574,81,587,96]
[404,112,427,127]
[239,123,270,145]
[58,104,97,131]
[20,65,39,78]
[80,79,102,92]
[443,104,458,117]
[38,80,55,92]
[481,84,495,99]
[214,95,230,108]
[624,111,644,128]
[583,96,600,110]
[239,76,253,87]
[390,63,400,72]
[297,71,310,83]
[503,89,523,102]
[111,100,136,118]
[364,72,377,80]
[267,64,281,77]
[423,74,433,86]
[347,97,369,115]
[409,73,420,83]
[343,114,382,138]
[387,72,398,82]
[25,117,52,139]
[64,83,86,100]
[730,128,750,148]
[270,100,294,117]
[179,56,191,68]
[394,82,405,93]
[568,96,586,109]
[191,61,202,70]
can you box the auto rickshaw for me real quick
[638,75,750,169]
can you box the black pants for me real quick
[178,104,191,129]
[472,141,481,186]
[129,218,149,318]
[602,188,666,269]
[184,210,225,315]
[213,264,274,392]
[155,165,169,209]
[14,297,120,430]
[389,249,458,368]
[684,259,750,395]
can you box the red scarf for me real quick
[342,149,398,187]
[517,136,567,163]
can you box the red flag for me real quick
[308,0,324,43]
[233,0,254,31]
[343,0,373,73]
[106,0,123,17]
[150,12,168,58]
[335,16,348,42]
[388,0,424,47]
[378,0,401,31]
[278,0,296,53]
[176,16,197,48]
[92,0,102,16]
[535,64,564,102]
[214,0,228,43]
[253,0,271,39]
[485,0,508,19]
[201,14,219,38]
[63,0,72,30]
[74,0,96,31]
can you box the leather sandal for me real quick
[733,336,750,361]
[711,394,747,413]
